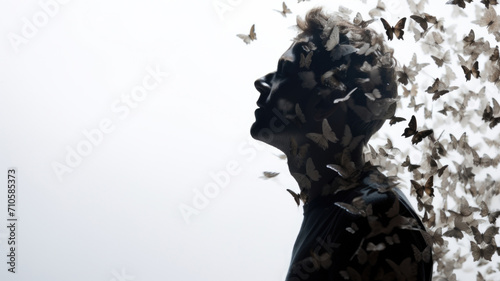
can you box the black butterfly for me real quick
[380,18,406,40]
[461,61,480,81]
[389,116,406,125]
[402,155,421,172]
[446,0,472,9]
[481,0,499,8]
[402,115,433,144]
[410,176,434,198]
[490,45,499,62]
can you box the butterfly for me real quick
[300,52,313,69]
[446,0,472,9]
[471,148,498,167]
[425,227,445,246]
[366,242,386,252]
[437,165,448,177]
[490,45,499,62]
[463,29,476,47]
[473,6,500,34]
[443,217,469,239]
[402,115,433,144]
[291,157,321,189]
[411,244,431,263]
[425,78,455,101]
[369,0,386,18]
[481,0,499,8]
[408,97,424,112]
[409,53,429,71]
[286,189,302,206]
[410,13,437,33]
[380,18,406,40]
[410,176,434,198]
[471,225,499,244]
[461,61,480,81]
[353,12,375,28]
[401,84,418,98]
[262,171,279,178]
[396,65,417,85]
[384,138,401,154]
[325,25,339,51]
[402,155,421,172]
[389,116,406,125]
[407,0,427,14]
[306,119,338,150]
[275,2,291,17]
[237,24,256,44]
[471,241,496,261]
[416,196,433,213]
[480,201,500,223]
[384,233,400,245]
[431,50,451,67]
[448,196,480,218]
[341,125,364,150]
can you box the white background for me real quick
[1,0,499,280]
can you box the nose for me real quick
[254,72,274,96]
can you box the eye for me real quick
[277,59,297,77]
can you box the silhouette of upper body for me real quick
[250,8,433,281]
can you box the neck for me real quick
[285,140,366,204]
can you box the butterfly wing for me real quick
[402,115,417,137]
[305,158,321,181]
[237,34,251,44]
[393,18,407,40]
[412,129,433,144]
[249,24,256,40]
[380,18,394,40]
[322,118,339,143]
[325,25,340,51]
[286,189,300,206]
[411,180,424,198]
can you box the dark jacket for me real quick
[285,165,432,281]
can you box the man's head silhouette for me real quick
[251,8,399,202]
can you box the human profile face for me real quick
[250,38,339,154]
[251,41,307,151]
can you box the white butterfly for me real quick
[306,119,338,150]
[236,24,256,44]
[325,25,339,51]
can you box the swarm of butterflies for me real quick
[242,0,500,280]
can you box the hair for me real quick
[295,7,398,144]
